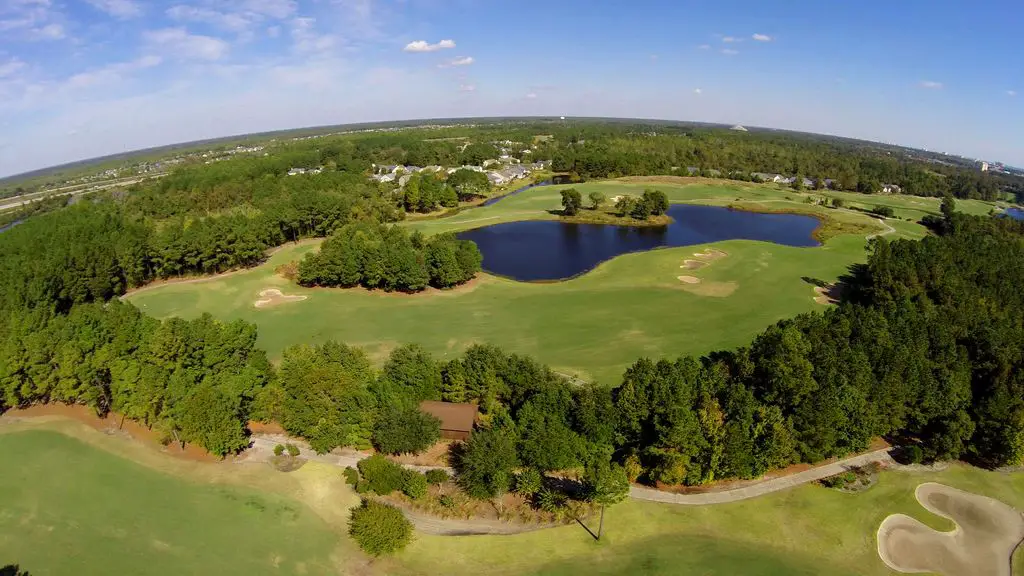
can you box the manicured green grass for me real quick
[127,181,933,385]
[0,430,344,576]
[392,463,1024,576]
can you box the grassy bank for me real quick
[125,181,928,384]
[3,421,1021,576]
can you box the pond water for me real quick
[457,204,821,281]
[0,220,22,234]
[1004,207,1024,221]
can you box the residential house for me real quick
[801,178,815,188]
[880,184,902,194]
[483,159,500,168]
[751,172,784,183]
[287,168,307,176]
[487,172,507,185]
[398,173,413,187]
[419,401,478,441]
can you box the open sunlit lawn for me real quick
[126,180,942,385]
[3,422,1022,576]
[0,429,347,576]
[396,463,1024,576]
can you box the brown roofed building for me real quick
[419,400,478,441]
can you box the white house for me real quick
[880,184,902,194]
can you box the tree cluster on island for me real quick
[560,188,668,221]
[296,222,482,292]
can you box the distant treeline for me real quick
[1,203,1022,478]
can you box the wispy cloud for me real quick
[144,27,229,60]
[919,80,943,89]
[525,92,537,99]
[459,84,475,92]
[289,17,336,53]
[693,88,702,95]
[29,22,64,40]
[439,56,473,68]
[721,36,741,43]
[697,44,711,50]
[0,58,26,80]
[242,0,296,19]
[65,55,161,89]
[85,0,142,19]
[752,33,772,42]
[722,48,739,55]
[403,39,455,52]
[1007,90,1017,97]
[166,5,253,32]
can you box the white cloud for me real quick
[290,17,337,53]
[1007,90,1017,97]
[919,80,943,89]
[0,58,26,79]
[144,28,229,60]
[29,22,63,40]
[697,44,711,50]
[403,39,455,52]
[752,33,772,42]
[241,0,296,19]
[267,25,280,37]
[166,5,253,31]
[65,55,161,89]
[649,54,658,61]
[85,0,142,19]
[439,56,473,68]
[459,84,475,92]
[721,36,740,43]
[722,48,739,55]
[693,88,702,95]
[525,92,537,99]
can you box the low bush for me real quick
[343,466,360,486]
[514,468,543,496]
[438,494,455,508]
[285,443,300,457]
[273,444,285,456]
[348,500,413,556]
[402,471,428,500]
[425,469,450,485]
[357,455,407,495]
[904,445,925,464]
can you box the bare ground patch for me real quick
[680,259,706,270]
[677,275,701,284]
[876,482,1024,576]
[813,284,843,305]
[254,288,308,308]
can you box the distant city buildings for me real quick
[980,161,989,172]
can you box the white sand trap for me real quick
[677,275,701,284]
[813,285,842,305]
[254,288,308,308]
[680,259,706,270]
[876,482,1024,576]
[692,248,728,260]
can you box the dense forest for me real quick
[297,223,481,291]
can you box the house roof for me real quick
[419,401,477,433]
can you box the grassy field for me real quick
[2,421,1021,576]
[126,180,949,384]
[0,424,360,576]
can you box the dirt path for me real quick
[629,448,895,505]
[866,216,897,240]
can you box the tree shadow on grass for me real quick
[531,534,862,576]
[1,565,30,576]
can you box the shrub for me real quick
[438,494,455,508]
[402,471,428,500]
[514,468,543,496]
[357,455,407,495]
[624,454,643,483]
[285,443,300,457]
[273,444,285,456]
[871,205,895,218]
[425,469,450,485]
[348,500,413,556]
[535,488,568,513]
[343,466,360,486]
[355,480,370,494]
[904,445,925,464]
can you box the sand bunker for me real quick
[813,284,842,305]
[254,288,308,308]
[876,482,1024,576]
[677,275,701,284]
[680,259,706,270]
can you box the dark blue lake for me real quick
[457,204,821,281]
[1004,207,1024,221]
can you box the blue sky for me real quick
[0,0,1021,177]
